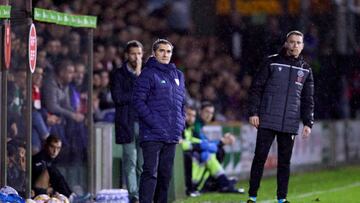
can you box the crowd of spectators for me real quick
[30,0,360,122]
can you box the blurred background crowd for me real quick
[30,0,360,122]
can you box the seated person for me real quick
[32,135,72,197]
[181,105,244,196]
[7,139,26,197]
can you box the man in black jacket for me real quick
[110,40,144,203]
[246,31,314,203]
[32,135,72,197]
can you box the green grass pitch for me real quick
[175,165,360,203]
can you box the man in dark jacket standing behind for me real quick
[246,31,314,203]
[110,40,144,203]
[133,39,186,203]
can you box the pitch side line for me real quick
[258,182,360,203]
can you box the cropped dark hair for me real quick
[54,59,73,75]
[200,101,214,110]
[152,39,173,52]
[45,134,62,147]
[125,40,143,53]
[185,105,197,111]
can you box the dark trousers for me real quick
[48,166,72,197]
[139,141,176,203]
[248,128,295,199]
[183,151,194,193]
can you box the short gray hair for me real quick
[152,39,173,52]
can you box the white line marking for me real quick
[258,182,360,203]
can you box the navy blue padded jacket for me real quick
[133,57,186,143]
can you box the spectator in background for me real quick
[32,66,61,155]
[110,40,144,203]
[247,31,314,203]
[45,39,63,67]
[37,50,55,75]
[7,68,27,139]
[32,135,72,197]
[66,32,82,62]
[98,70,114,110]
[7,139,26,197]
[133,39,185,203]
[93,70,102,91]
[102,45,121,71]
[42,60,83,146]
[181,106,244,196]
[181,106,200,197]
[69,62,87,114]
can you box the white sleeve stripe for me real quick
[270,63,310,72]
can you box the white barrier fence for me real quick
[94,120,360,190]
[202,120,360,176]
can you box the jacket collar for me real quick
[121,61,137,77]
[145,57,176,73]
[279,47,304,65]
[279,48,304,62]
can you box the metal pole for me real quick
[336,1,347,54]
[87,28,95,195]
[25,0,33,198]
[25,32,33,199]
[0,20,7,188]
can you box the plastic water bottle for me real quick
[95,193,104,203]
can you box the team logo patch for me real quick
[297,70,304,77]
[161,80,166,84]
[278,67,282,71]
[175,78,180,86]
[296,70,304,85]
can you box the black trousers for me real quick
[248,128,295,199]
[183,151,194,193]
[139,141,176,203]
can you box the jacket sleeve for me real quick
[248,60,271,117]
[110,69,131,106]
[132,70,164,130]
[300,68,315,128]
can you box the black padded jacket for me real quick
[248,50,314,134]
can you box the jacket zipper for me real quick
[281,66,292,131]
[168,70,176,135]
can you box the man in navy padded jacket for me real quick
[133,39,186,203]
[246,31,314,203]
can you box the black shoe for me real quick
[246,200,256,203]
